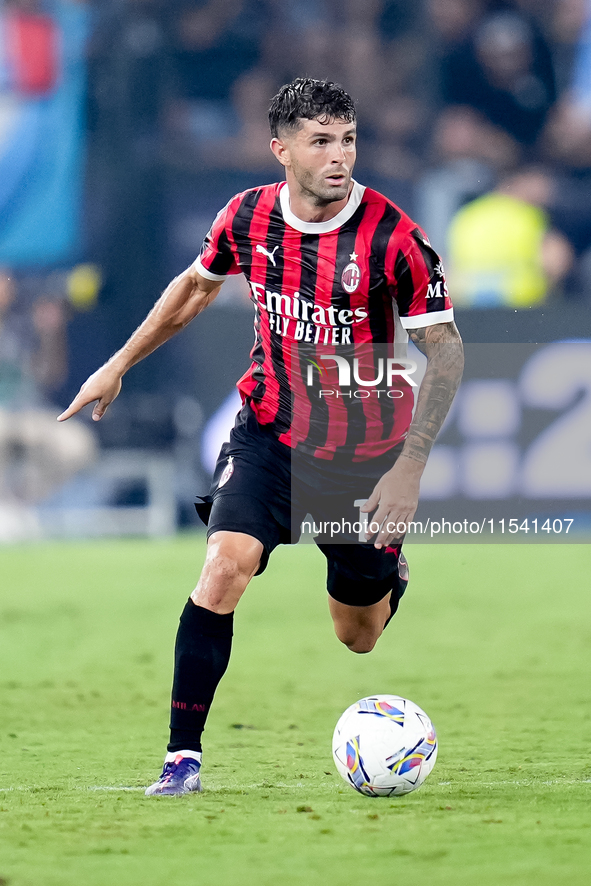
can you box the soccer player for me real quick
[58,78,464,795]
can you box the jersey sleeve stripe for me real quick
[399,307,455,329]
[193,257,228,281]
[392,248,414,316]
[393,228,453,321]
[197,194,244,278]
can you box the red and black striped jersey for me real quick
[195,180,453,461]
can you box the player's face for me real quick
[274,118,357,207]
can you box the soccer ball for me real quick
[332,695,438,797]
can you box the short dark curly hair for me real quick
[269,78,356,138]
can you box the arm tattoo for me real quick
[403,321,464,466]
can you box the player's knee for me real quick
[336,625,381,654]
[209,550,245,583]
[193,542,260,612]
[349,632,380,654]
[208,535,261,580]
[192,556,244,612]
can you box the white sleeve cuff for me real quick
[193,257,228,282]
[399,307,455,329]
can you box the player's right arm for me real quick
[57,267,222,422]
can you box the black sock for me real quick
[167,600,234,754]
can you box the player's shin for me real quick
[167,599,234,754]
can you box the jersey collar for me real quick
[279,180,366,234]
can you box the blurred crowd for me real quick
[85,0,591,307]
[0,268,96,528]
[3,1,591,319]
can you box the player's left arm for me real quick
[57,268,222,423]
[362,320,464,547]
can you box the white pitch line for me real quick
[437,779,591,787]
[85,786,145,792]
[1,779,590,794]
[0,785,144,793]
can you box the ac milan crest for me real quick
[341,260,361,294]
[218,456,234,488]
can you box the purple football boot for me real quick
[145,753,202,796]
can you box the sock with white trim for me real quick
[167,600,233,754]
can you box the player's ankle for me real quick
[164,749,202,763]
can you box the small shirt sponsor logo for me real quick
[427,262,448,298]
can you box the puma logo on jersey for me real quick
[256,244,279,266]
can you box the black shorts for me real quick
[195,403,407,608]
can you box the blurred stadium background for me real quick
[1,0,591,541]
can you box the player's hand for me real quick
[57,364,122,423]
[361,457,422,549]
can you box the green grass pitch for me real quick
[0,537,590,886]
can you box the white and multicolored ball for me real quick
[332,695,438,797]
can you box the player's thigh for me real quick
[197,453,293,613]
[203,405,295,563]
[191,530,264,613]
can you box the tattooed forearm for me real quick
[402,321,464,466]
